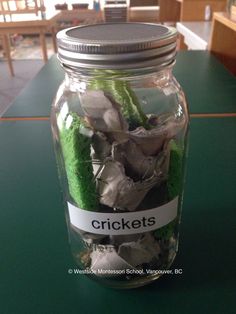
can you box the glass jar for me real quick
[227,0,236,21]
[51,23,189,289]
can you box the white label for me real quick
[68,197,178,235]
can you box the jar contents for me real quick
[56,77,186,282]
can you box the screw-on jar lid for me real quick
[57,23,177,70]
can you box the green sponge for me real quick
[167,140,183,200]
[154,219,177,240]
[89,78,149,130]
[154,141,183,240]
[59,112,98,211]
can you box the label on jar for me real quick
[67,197,178,235]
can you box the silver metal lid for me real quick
[57,23,177,70]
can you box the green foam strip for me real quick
[59,113,98,211]
[90,78,149,130]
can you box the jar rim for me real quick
[57,23,177,70]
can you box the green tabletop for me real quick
[174,51,236,114]
[3,57,63,119]
[1,118,235,313]
[3,51,236,118]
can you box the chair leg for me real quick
[51,26,57,53]
[39,30,48,62]
[2,35,14,76]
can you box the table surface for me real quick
[1,51,236,313]
[0,118,236,314]
[176,21,211,50]
[3,51,236,118]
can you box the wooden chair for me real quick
[0,1,45,21]
[1,34,14,76]
[0,0,46,76]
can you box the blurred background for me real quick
[0,0,235,116]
